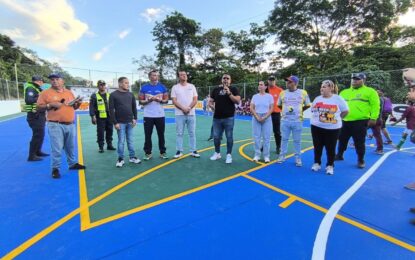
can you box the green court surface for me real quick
[79,112,313,227]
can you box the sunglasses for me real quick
[222,77,230,80]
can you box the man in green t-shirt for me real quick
[335,72,380,168]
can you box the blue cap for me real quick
[351,72,366,80]
[32,75,43,82]
[48,72,63,79]
[285,75,299,84]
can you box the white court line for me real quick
[311,147,415,260]
[0,114,25,123]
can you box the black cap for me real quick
[97,80,106,85]
[32,75,43,82]
[268,76,276,81]
[48,72,63,79]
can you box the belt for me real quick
[48,120,73,125]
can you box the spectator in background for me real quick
[250,81,274,163]
[310,80,348,175]
[335,73,380,169]
[276,75,311,166]
[377,88,394,144]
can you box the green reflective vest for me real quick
[96,92,109,118]
[23,83,41,112]
[340,85,380,121]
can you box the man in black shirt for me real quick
[89,80,115,153]
[24,75,49,161]
[208,74,241,164]
[109,77,140,167]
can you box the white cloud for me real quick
[85,30,97,38]
[93,45,110,61]
[140,7,170,23]
[119,29,131,39]
[0,0,88,52]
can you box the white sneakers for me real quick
[210,153,232,163]
[129,157,141,164]
[295,157,302,167]
[264,157,270,163]
[116,158,124,167]
[225,154,232,164]
[210,152,221,160]
[326,166,334,175]
[174,151,183,159]
[253,156,270,163]
[311,163,321,171]
[252,156,260,162]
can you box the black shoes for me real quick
[99,146,104,153]
[107,144,116,150]
[52,168,60,179]
[357,160,366,169]
[334,154,344,161]
[69,163,86,170]
[28,155,42,161]
[36,151,49,157]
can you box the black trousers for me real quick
[96,117,113,148]
[271,112,281,149]
[311,125,340,166]
[27,112,46,158]
[337,120,368,162]
[143,117,166,154]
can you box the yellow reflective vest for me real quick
[96,93,110,119]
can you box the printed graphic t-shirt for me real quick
[310,95,349,129]
[139,82,168,118]
[277,89,311,122]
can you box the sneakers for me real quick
[311,163,321,172]
[191,151,200,158]
[264,157,270,163]
[129,157,141,164]
[210,152,221,161]
[116,158,125,167]
[276,156,285,163]
[99,146,104,153]
[160,153,169,159]
[28,155,42,161]
[252,156,260,162]
[69,163,86,170]
[207,137,213,141]
[36,151,49,157]
[225,154,232,164]
[173,151,183,159]
[143,153,152,161]
[326,165,334,175]
[384,140,393,145]
[334,154,344,161]
[375,150,384,155]
[52,168,60,179]
[357,160,365,169]
[295,157,302,167]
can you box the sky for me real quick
[0,0,414,85]
[0,0,275,84]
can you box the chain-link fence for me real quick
[0,78,19,101]
[202,69,410,103]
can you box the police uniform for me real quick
[89,91,114,151]
[24,79,48,161]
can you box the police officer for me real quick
[89,80,115,153]
[24,75,49,161]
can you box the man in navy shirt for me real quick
[139,70,169,160]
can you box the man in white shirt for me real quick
[171,70,200,158]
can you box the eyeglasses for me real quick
[222,77,230,80]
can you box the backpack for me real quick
[382,97,392,114]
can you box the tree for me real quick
[152,11,201,75]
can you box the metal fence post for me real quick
[303,77,306,90]
[6,79,10,100]
[14,63,19,100]
[243,83,246,100]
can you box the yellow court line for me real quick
[243,175,415,252]
[279,196,297,208]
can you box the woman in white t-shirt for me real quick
[250,81,274,163]
[310,80,349,175]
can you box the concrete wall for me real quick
[0,100,21,117]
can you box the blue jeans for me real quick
[117,123,135,159]
[252,113,272,158]
[47,122,76,169]
[175,115,196,152]
[213,117,234,154]
[280,120,303,158]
